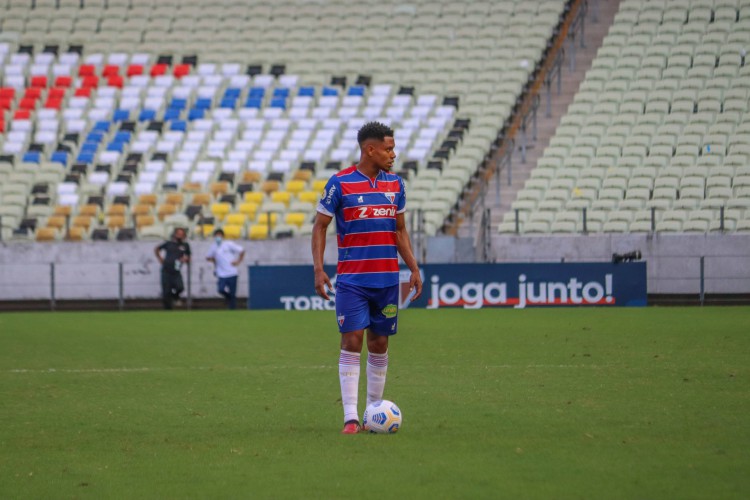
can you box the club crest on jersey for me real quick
[385,192,396,204]
[337,314,345,326]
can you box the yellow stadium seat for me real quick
[249,224,270,240]
[312,179,328,193]
[78,203,99,217]
[137,193,158,207]
[106,203,128,216]
[242,171,262,183]
[106,215,126,229]
[157,203,176,221]
[36,227,58,242]
[243,191,265,204]
[210,202,232,221]
[135,214,155,228]
[164,192,185,207]
[53,205,72,216]
[210,181,230,197]
[71,215,93,229]
[223,224,243,239]
[131,203,152,216]
[191,192,212,206]
[46,215,67,229]
[285,179,307,194]
[292,170,313,182]
[67,226,87,241]
[298,191,321,204]
[261,180,281,194]
[225,213,248,226]
[285,212,308,227]
[271,191,292,206]
[256,212,279,225]
[198,224,214,237]
[238,202,259,218]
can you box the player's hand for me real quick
[409,271,423,301]
[314,269,333,300]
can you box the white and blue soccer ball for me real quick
[363,400,402,434]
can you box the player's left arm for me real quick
[395,212,422,300]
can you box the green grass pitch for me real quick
[1,307,749,499]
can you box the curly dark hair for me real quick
[357,121,394,145]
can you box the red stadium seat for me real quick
[78,64,96,77]
[30,76,48,88]
[0,120,4,132]
[44,98,62,109]
[24,87,42,99]
[102,65,120,77]
[14,109,31,120]
[173,64,190,78]
[126,64,144,77]
[74,87,92,97]
[0,88,14,99]
[150,64,168,77]
[107,75,124,88]
[54,76,72,87]
[19,97,37,110]
[81,75,99,88]
[48,87,66,99]
[0,98,12,110]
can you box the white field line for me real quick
[3,364,612,374]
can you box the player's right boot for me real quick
[341,420,361,434]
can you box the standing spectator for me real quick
[154,227,191,309]
[206,228,245,309]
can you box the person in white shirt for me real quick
[206,228,245,309]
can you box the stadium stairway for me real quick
[481,0,623,232]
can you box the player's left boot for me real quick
[341,420,361,434]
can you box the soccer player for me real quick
[311,121,422,434]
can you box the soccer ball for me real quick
[363,400,402,434]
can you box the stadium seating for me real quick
[502,0,750,234]
[0,0,567,241]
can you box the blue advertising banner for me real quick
[248,264,337,310]
[412,262,647,308]
[248,262,646,310]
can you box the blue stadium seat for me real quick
[22,151,41,163]
[273,87,290,98]
[322,87,339,96]
[188,108,205,120]
[138,109,156,121]
[270,97,287,109]
[93,121,110,132]
[169,98,187,110]
[113,109,130,121]
[81,142,99,153]
[169,120,187,131]
[347,86,365,96]
[85,131,104,143]
[76,152,95,164]
[50,151,68,166]
[194,98,212,109]
[244,97,263,108]
[298,86,315,96]
[164,108,182,121]
[220,98,237,109]
[223,88,241,99]
[248,87,265,98]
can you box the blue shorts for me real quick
[335,282,399,335]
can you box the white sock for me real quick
[339,350,361,423]
[366,351,388,407]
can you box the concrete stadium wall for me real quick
[0,234,748,301]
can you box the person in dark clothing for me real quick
[154,227,191,309]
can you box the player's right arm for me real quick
[154,243,164,264]
[312,213,333,300]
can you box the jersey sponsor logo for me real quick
[324,185,336,205]
[382,304,398,318]
[346,205,397,221]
